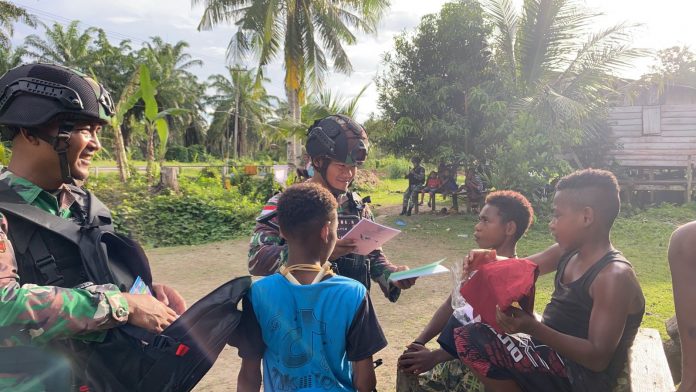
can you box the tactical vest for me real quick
[333,192,371,290]
[0,182,250,391]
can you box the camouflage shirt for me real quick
[0,172,130,390]
[248,190,401,302]
[0,172,129,344]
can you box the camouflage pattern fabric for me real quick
[0,213,129,342]
[0,173,130,390]
[396,359,484,392]
[248,189,401,301]
[0,171,76,219]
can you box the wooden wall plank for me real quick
[662,104,696,112]
[609,106,643,113]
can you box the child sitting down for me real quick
[446,169,645,392]
[237,182,387,392]
[397,190,534,391]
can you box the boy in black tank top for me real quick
[448,169,645,392]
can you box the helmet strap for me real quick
[54,122,74,184]
[29,122,74,184]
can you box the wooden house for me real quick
[607,84,696,203]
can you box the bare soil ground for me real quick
[147,205,470,391]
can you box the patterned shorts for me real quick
[453,322,572,392]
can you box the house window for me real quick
[642,105,661,135]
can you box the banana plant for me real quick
[139,63,188,183]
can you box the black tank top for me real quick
[542,250,644,391]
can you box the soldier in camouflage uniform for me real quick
[249,114,416,301]
[0,63,181,391]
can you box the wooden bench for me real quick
[627,328,675,392]
[414,189,487,214]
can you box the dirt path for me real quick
[147,205,473,391]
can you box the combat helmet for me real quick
[0,63,115,183]
[305,114,369,193]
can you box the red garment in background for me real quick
[459,258,539,333]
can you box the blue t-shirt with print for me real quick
[251,273,386,392]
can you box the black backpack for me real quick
[0,183,253,391]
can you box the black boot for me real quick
[400,206,407,215]
[407,207,412,216]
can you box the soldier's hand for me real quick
[391,265,417,290]
[152,283,187,314]
[330,238,357,260]
[123,293,178,334]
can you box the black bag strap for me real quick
[29,230,64,286]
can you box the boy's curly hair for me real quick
[485,190,534,241]
[277,183,338,237]
[556,168,620,227]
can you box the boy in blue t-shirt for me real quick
[237,182,387,392]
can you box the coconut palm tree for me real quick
[24,20,97,70]
[193,0,388,166]
[0,44,26,75]
[207,67,275,158]
[484,0,644,138]
[0,1,36,49]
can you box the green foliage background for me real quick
[87,173,267,247]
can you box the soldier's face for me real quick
[32,120,103,183]
[325,159,357,192]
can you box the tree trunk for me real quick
[146,124,155,184]
[286,86,301,169]
[112,123,129,182]
[159,166,179,193]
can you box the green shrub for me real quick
[165,145,189,162]
[366,155,411,179]
[88,174,264,247]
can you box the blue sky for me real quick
[10,0,696,121]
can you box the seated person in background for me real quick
[237,183,387,392]
[435,168,458,196]
[420,171,441,207]
[396,190,534,391]
[445,169,645,392]
[464,167,485,209]
[668,222,696,392]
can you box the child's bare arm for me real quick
[669,223,696,391]
[497,263,640,372]
[526,244,564,275]
[237,357,262,392]
[352,356,376,392]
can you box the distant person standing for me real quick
[401,156,426,216]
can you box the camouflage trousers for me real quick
[396,359,484,392]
